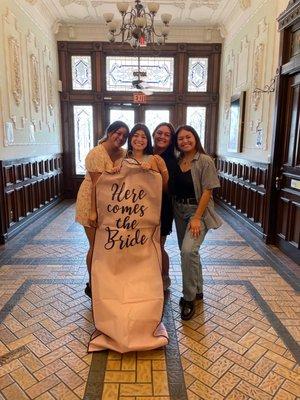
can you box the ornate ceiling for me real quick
[32,0,251,28]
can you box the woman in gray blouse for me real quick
[173,125,222,320]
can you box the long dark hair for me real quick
[99,120,129,143]
[175,125,206,155]
[152,122,176,159]
[127,123,153,156]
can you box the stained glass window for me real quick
[73,105,94,174]
[188,58,208,92]
[72,56,92,90]
[186,106,206,145]
[109,109,135,130]
[106,56,174,92]
[145,110,170,135]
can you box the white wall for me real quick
[217,0,289,162]
[0,0,62,160]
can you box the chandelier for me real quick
[103,1,172,47]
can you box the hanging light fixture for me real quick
[103,1,172,47]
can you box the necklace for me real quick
[181,155,194,165]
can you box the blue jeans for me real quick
[174,201,208,302]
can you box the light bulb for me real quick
[103,12,114,23]
[161,13,172,24]
[117,2,129,13]
[108,21,117,32]
[148,2,159,13]
[135,17,146,27]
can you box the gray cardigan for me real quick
[190,152,222,230]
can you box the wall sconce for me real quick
[253,70,279,94]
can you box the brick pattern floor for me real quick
[0,201,299,400]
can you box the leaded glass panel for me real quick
[72,56,92,90]
[74,105,94,174]
[145,109,170,135]
[188,58,208,92]
[109,109,135,130]
[186,106,206,145]
[106,56,174,92]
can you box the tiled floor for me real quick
[0,201,299,400]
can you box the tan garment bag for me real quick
[89,160,168,353]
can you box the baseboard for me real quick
[2,198,63,243]
[216,199,266,240]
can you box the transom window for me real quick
[71,56,92,90]
[106,56,174,92]
[188,58,208,92]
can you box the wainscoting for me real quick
[0,154,63,243]
[216,156,270,237]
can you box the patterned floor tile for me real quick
[0,201,299,400]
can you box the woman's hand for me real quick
[189,217,201,238]
[88,219,97,228]
[111,165,121,174]
[141,162,151,170]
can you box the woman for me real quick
[125,123,169,189]
[75,121,129,297]
[89,122,169,352]
[173,125,222,320]
[152,122,177,290]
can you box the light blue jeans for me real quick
[174,201,208,302]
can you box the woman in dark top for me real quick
[152,122,177,290]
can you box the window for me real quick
[106,56,174,92]
[109,108,135,130]
[71,56,92,90]
[188,58,208,92]
[145,109,170,135]
[73,105,94,174]
[186,106,206,145]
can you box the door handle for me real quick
[275,176,282,190]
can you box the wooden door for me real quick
[274,73,300,263]
[266,2,300,265]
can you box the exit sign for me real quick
[133,93,147,103]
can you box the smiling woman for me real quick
[75,120,129,297]
[173,125,222,320]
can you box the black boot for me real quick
[84,282,92,299]
[180,299,196,320]
[179,292,203,307]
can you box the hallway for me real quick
[0,202,299,400]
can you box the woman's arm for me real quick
[189,189,212,237]
[154,155,169,191]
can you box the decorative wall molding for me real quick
[8,36,23,106]
[224,50,235,120]
[26,30,42,132]
[30,54,40,113]
[224,0,270,47]
[236,36,250,89]
[250,18,268,150]
[278,0,300,31]
[1,7,60,150]
[46,65,54,117]
[55,23,223,43]
[239,0,251,10]
[4,10,26,131]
